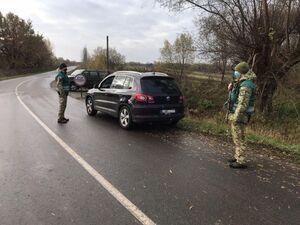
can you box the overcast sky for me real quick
[0,0,198,63]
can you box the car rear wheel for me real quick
[86,97,97,116]
[119,106,132,129]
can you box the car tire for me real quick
[86,97,97,116]
[119,106,132,129]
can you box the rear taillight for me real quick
[133,93,155,104]
[179,95,184,104]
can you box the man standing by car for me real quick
[228,62,256,169]
[56,63,70,123]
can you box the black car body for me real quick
[85,71,185,129]
[68,69,106,90]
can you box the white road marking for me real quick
[15,79,156,225]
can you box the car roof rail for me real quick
[142,72,168,76]
[112,71,142,75]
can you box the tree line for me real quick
[81,46,126,73]
[0,12,71,75]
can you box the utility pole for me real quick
[106,35,109,74]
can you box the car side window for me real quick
[111,76,126,89]
[100,76,114,89]
[123,77,134,89]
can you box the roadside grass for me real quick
[0,67,57,81]
[0,66,77,81]
[188,71,231,82]
[0,73,35,81]
[174,71,300,161]
[178,117,300,161]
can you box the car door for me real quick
[94,76,115,114]
[109,75,127,115]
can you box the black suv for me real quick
[68,69,106,90]
[85,71,185,129]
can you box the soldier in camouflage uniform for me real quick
[56,63,70,123]
[228,62,256,169]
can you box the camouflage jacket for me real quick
[229,70,256,123]
[55,71,70,93]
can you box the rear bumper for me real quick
[132,114,184,123]
[131,104,184,123]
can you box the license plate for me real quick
[161,109,176,114]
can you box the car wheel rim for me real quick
[87,99,93,113]
[120,108,129,127]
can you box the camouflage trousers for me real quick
[58,92,68,120]
[231,121,246,164]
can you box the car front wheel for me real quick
[119,106,132,129]
[86,97,97,116]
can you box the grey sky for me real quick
[0,0,198,63]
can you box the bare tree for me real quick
[160,33,195,82]
[196,18,231,82]
[157,0,300,114]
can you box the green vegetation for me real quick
[0,68,54,81]
[0,74,31,81]
[80,46,125,72]
[0,12,78,77]
[178,118,300,161]
[188,71,231,82]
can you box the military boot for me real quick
[227,158,237,163]
[229,161,247,169]
[57,118,68,123]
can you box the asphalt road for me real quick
[0,70,299,225]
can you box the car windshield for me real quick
[141,77,180,95]
[70,69,85,76]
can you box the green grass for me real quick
[0,67,77,81]
[246,132,300,157]
[0,74,34,81]
[188,71,231,82]
[178,117,300,161]
[178,117,229,136]
[0,67,57,81]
